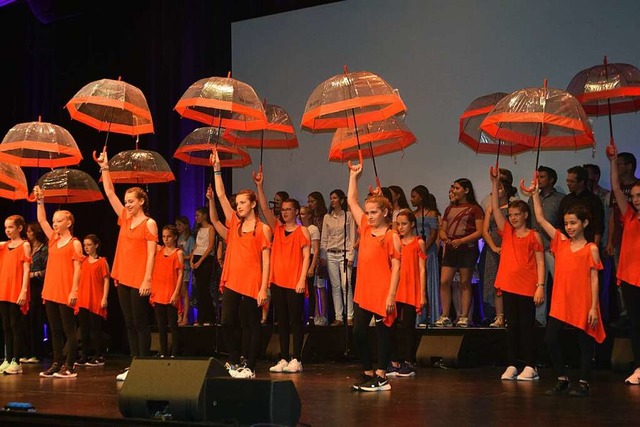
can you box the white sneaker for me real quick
[0,360,10,374]
[269,359,289,373]
[625,367,640,385]
[283,358,303,373]
[516,366,539,381]
[501,366,518,380]
[3,359,23,375]
[116,367,129,381]
[232,367,255,379]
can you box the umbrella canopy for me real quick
[328,116,417,163]
[174,127,252,168]
[0,162,28,200]
[106,149,175,184]
[301,69,407,132]
[174,74,267,131]
[36,168,103,204]
[0,118,82,168]
[223,104,298,150]
[458,92,531,156]
[65,77,154,136]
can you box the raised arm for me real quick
[33,186,54,239]
[347,163,364,225]
[489,168,506,232]
[253,171,277,230]
[525,180,556,239]
[607,145,628,216]
[206,185,228,241]
[209,151,235,221]
[93,149,124,215]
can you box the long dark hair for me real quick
[308,191,328,218]
[454,178,479,205]
[389,185,410,210]
[329,189,347,213]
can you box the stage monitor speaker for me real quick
[118,357,227,421]
[611,337,634,372]
[205,378,301,427]
[416,334,466,367]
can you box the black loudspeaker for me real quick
[416,334,466,367]
[611,337,634,372]
[205,378,301,427]
[118,357,228,421]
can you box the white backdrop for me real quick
[231,0,640,208]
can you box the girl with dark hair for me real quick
[0,215,31,375]
[22,221,48,364]
[192,207,216,325]
[307,191,329,326]
[410,185,440,326]
[76,234,110,367]
[207,151,272,379]
[94,150,158,382]
[436,178,484,328]
[175,216,195,325]
[300,205,324,327]
[388,185,411,227]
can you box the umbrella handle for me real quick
[27,193,37,203]
[519,172,538,194]
[606,144,617,157]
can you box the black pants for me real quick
[353,303,393,372]
[0,302,25,361]
[24,279,47,358]
[306,275,316,322]
[390,302,417,364]
[45,301,77,366]
[78,308,105,358]
[545,316,594,381]
[117,284,151,358]
[192,255,216,324]
[221,287,261,370]
[503,290,536,367]
[271,283,305,360]
[153,303,179,357]
[622,281,640,367]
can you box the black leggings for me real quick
[45,301,77,366]
[545,316,594,381]
[390,302,417,364]
[78,308,105,358]
[192,255,216,324]
[502,290,536,367]
[221,287,261,370]
[353,303,393,372]
[622,281,640,367]
[306,275,316,322]
[117,284,151,358]
[271,283,305,360]
[0,302,25,361]
[153,303,179,357]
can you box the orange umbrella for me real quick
[106,149,175,184]
[36,168,103,204]
[0,162,28,200]
[174,127,252,168]
[0,117,82,168]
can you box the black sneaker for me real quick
[545,379,570,396]
[396,362,416,378]
[75,356,90,366]
[569,381,590,397]
[39,362,60,378]
[359,375,391,392]
[53,364,78,378]
[86,356,106,367]
[351,373,374,391]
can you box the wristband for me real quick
[214,170,222,176]
[536,283,545,287]
[100,166,110,172]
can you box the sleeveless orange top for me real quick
[353,216,400,326]
[221,215,271,299]
[42,234,83,306]
[396,237,426,310]
[494,223,543,297]
[0,241,31,314]
[550,230,605,343]
[77,257,109,318]
[617,205,640,287]
[150,247,183,312]
[269,222,310,292]
[111,209,157,288]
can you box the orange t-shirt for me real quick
[42,234,83,306]
[77,257,109,318]
[550,230,605,343]
[221,215,271,299]
[617,205,640,287]
[111,209,157,289]
[0,241,31,314]
[269,222,310,292]
[150,247,183,312]
[353,216,400,326]
[494,223,543,297]
[395,237,426,310]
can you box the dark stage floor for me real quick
[0,354,639,427]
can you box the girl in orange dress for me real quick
[0,215,31,375]
[608,146,640,385]
[150,225,184,358]
[488,170,545,382]
[255,172,311,374]
[347,163,401,392]
[207,151,271,379]
[387,209,426,378]
[529,179,604,397]
[34,187,84,379]
[94,150,158,381]
[76,234,110,367]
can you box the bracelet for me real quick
[214,170,222,176]
[100,166,109,172]
[536,283,545,287]
[37,199,44,205]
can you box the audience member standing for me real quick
[191,207,216,325]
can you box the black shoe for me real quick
[545,379,570,396]
[39,362,60,378]
[358,375,391,392]
[351,373,374,391]
[75,356,90,366]
[568,381,590,397]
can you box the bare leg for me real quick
[459,268,474,317]
[440,267,456,318]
